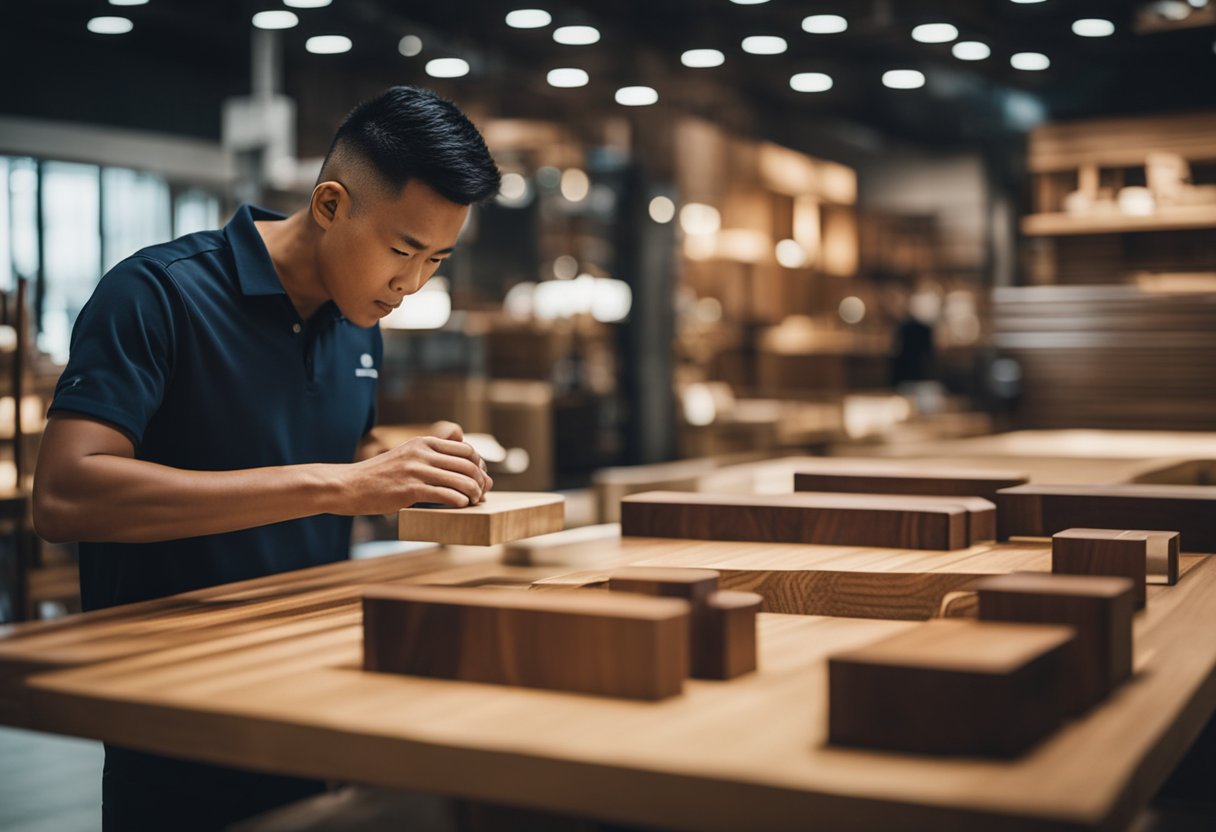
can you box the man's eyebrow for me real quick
[398,232,456,255]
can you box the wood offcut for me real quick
[398,492,565,546]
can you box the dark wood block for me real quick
[363,585,690,700]
[829,620,1075,757]
[1138,530,1180,586]
[794,466,1028,505]
[976,572,1135,713]
[620,491,970,550]
[995,484,1215,552]
[696,591,762,680]
[608,567,721,678]
[1052,529,1148,609]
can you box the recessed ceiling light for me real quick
[741,35,787,55]
[681,48,725,68]
[802,14,848,34]
[284,0,333,8]
[426,58,470,77]
[252,11,299,30]
[546,67,589,88]
[615,86,658,106]
[505,9,551,29]
[1010,51,1050,70]
[882,69,926,89]
[790,72,833,93]
[86,16,133,35]
[108,0,148,6]
[398,35,423,57]
[1072,18,1115,37]
[952,41,991,60]
[911,23,959,43]
[306,35,351,54]
[1010,0,1046,4]
[730,0,770,4]
[553,25,600,45]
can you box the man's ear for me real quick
[310,181,348,231]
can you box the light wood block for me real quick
[362,585,689,700]
[501,523,621,567]
[829,619,1075,757]
[1052,529,1149,609]
[1141,530,1181,586]
[995,484,1216,552]
[976,572,1134,713]
[697,590,762,680]
[398,492,565,546]
[620,491,970,550]
[793,464,1028,504]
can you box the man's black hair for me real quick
[322,86,500,205]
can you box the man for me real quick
[33,86,501,830]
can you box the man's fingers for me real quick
[430,421,463,442]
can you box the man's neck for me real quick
[255,211,330,322]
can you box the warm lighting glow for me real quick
[882,69,925,89]
[683,384,717,427]
[560,168,590,202]
[838,296,866,324]
[531,274,632,322]
[381,279,451,330]
[87,16,133,34]
[505,9,551,29]
[553,25,600,45]
[497,172,529,205]
[790,72,833,93]
[547,67,589,87]
[252,11,298,30]
[802,14,848,34]
[425,58,470,77]
[648,196,676,223]
[1118,186,1156,216]
[717,229,769,263]
[952,41,990,60]
[306,35,352,54]
[679,203,721,236]
[911,23,959,44]
[1010,52,1050,70]
[398,35,423,57]
[1072,18,1115,37]
[775,239,807,268]
[614,86,658,106]
[741,36,787,55]
[681,49,725,68]
[553,255,579,279]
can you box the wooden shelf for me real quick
[1021,204,1216,236]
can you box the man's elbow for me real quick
[32,485,79,544]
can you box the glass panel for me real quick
[41,161,101,363]
[0,157,10,292]
[102,167,171,271]
[9,158,39,287]
[174,187,220,237]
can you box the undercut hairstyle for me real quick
[320,86,500,206]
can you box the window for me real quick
[41,162,101,362]
[102,167,171,272]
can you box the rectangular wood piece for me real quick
[976,572,1135,713]
[620,491,971,550]
[501,523,621,567]
[1052,529,1149,609]
[829,619,1075,757]
[398,492,565,546]
[793,463,1028,504]
[363,584,690,700]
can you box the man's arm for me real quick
[33,414,491,544]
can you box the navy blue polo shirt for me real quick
[50,204,382,611]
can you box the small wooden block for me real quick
[620,491,970,550]
[363,584,689,700]
[796,492,996,545]
[398,492,565,546]
[829,619,1075,757]
[995,484,1216,551]
[794,466,1028,505]
[608,567,721,603]
[1052,529,1148,609]
[501,523,621,567]
[696,590,762,680]
[1137,530,1180,586]
[976,572,1135,713]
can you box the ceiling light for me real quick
[252,11,298,30]
[398,35,423,57]
[730,0,770,4]
[741,36,787,55]
[952,41,991,60]
[505,9,552,28]
[882,69,925,89]
[1072,18,1115,37]
[679,203,721,235]
[681,49,725,68]
[802,14,848,34]
[547,67,589,88]
[284,0,332,7]
[306,35,352,54]
[86,16,133,34]
[1010,52,1050,70]
[108,0,148,6]
[648,196,675,224]
[1010,0,1046,4]
[426,57,470,77]
[911,23,959,43]
[553,25,599,45]
[790,72,833,93]
[615,86,658,106]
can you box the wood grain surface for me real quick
[793,462,1028,504]
[501,523,621,567]
[398,492,565,546]
[1052,529,1150,609]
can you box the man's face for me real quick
[317,177,469,328]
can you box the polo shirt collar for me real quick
[224,203,290,297]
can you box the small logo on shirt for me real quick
[355,353,378,378]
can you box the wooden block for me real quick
[501,523,621,567]
[793,465,1028,504]
[1139,530,1180,586]
[398,492,564,546]
[620,491,970,551]
[696,590,762,679]
[796,491,995,545]
[829,620,1075,757]
[1052,529,1148,609]
[976,572,1135,713]
[362,585,689,700]
[995,484,1216,551]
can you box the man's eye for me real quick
[428,257,444,264]
[392,248,412,257]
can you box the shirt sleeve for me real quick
[48,255,180,446]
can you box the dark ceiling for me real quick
[4,0,1215,161]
